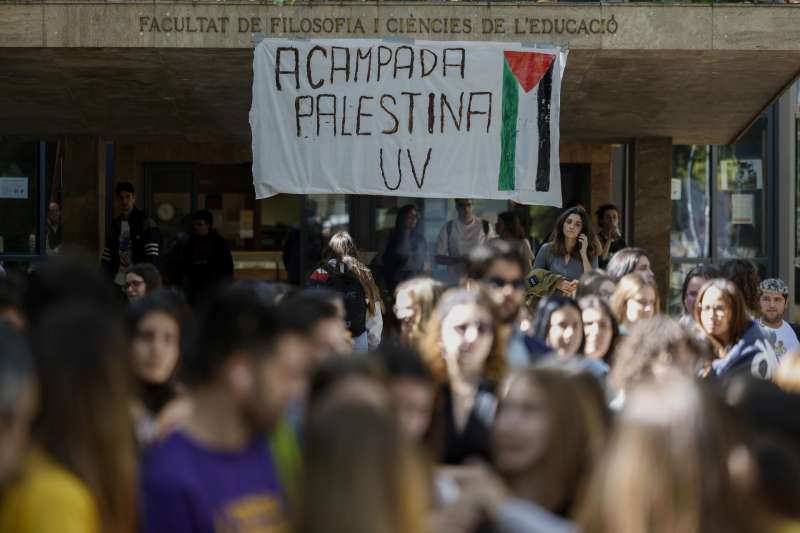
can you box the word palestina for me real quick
[274,45,494,138]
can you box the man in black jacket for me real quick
[102,182,162,288]
[182,210,234,304]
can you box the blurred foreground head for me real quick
[578,376,763,533]
[298,403,427,533]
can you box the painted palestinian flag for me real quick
[498,51,556,193]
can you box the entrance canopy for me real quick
[1,2,799,144]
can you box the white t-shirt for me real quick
[759,320,800,359]
[436,217,493,280]
[115,220,132,286]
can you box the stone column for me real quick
[631,137,672,307]
[62,136,101,255]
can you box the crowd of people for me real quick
[1,196,800,533]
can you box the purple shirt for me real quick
[141,431,287,533]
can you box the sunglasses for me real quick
[486,276,526,290]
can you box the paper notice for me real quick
[731,193,754,225]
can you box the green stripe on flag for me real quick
[498,59,519,191]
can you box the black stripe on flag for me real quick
[535,64,554,192]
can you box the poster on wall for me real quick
[731,193,755,225]
[250,39,567,206]
[719,159,763,191]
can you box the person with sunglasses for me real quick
[465,242,548,369]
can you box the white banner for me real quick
[250,39,567,206]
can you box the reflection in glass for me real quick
[671,145,710,259]
[714,117,767,259]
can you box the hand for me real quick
[578,234,589,256]
[557,279,578,295]
[439,464,512,519]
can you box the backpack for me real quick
[309,261,367,337]
[446,219,490,253]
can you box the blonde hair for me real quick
[394,277,444,349]
[419,287,507,385]
[327,231,383,316]
[610,272,660,327]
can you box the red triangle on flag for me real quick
[503,51,555,93]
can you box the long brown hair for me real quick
[33,305,137,533]
[693,278,750,351]
[297,403,428,533]
[326,231,383,316]
[550,207,597,259]
[494,367,608,516]
[610,272,660,326]
[577,376,764,533]
[419,287,507,386]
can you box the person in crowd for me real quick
[575,270,616,302]
[380,345,436,444]
[140,287,314,533]
[296,403,428,533]
[436,199,494,283]
[393,277,445,350]
[0,277,25,330]
[0,324,37,490]
[609,316,711,408]
[577,376,768,533]
[124,263,163,303]
[721,258,762,318]
[493,367,608,517]
[0,306,137,533]
[494,211,535,272]
[758,278,800,359]
[234,279,293,307]
[694,279,778,380]
[594,204,626,269]
[724,376,800,524]
[610,272,659,333]
[310,231,383,352]
[579,296,619,365]
[128,292,193,447]
[279,288,352,360]
[605,247,654,283]
[444,365,610,533]
[282,199,323,286]
[530,296,584,359]
[308,357,389,416]
[102,181,161,289]
[382,204,430,295]
[533,207,598,293]
[23,257,121,329]
[680,264,721,326]
[181,209,234,305]
[465,241,546,369]
[420,288,506,464]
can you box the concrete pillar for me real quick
[61,136,101,255]
[631,137,672,307]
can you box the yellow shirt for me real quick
[0,450,100,533]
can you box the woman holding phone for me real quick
[533,207,598,296]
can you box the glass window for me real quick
[671,145,710,259]
[0,140,38,256]
[714,117,767,259]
